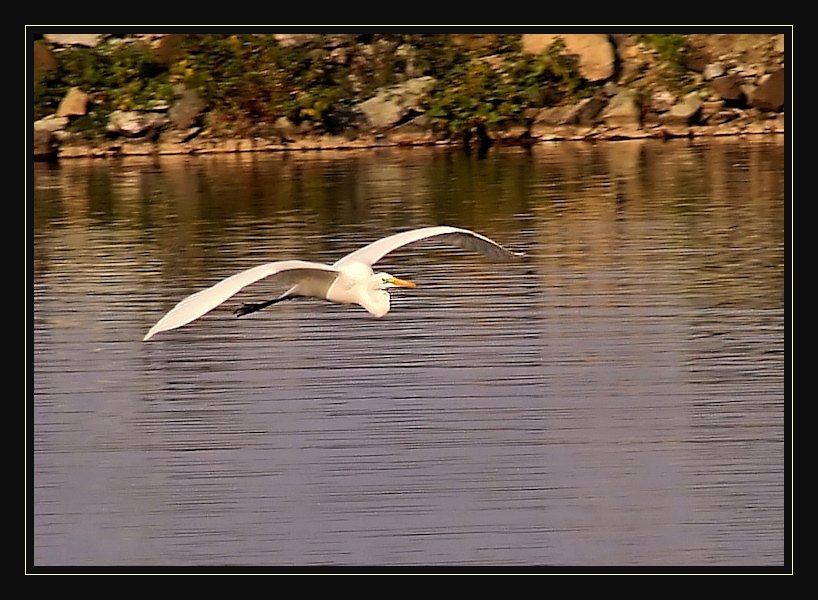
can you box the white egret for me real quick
[143,225,522,341]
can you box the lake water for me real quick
[31,137,787,569]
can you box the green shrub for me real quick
[423,38,593,139]
[641,34,689,66]
[33,34,596,140]
[33,39,174,126]
[640,34,696,91]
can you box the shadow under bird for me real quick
[143,225,523,341]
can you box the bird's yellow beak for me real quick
[388,275,417,288]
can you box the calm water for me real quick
[31,138,786,569]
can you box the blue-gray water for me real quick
[32,138,786,569]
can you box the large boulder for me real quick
[358,77,435,131]
[107,110,168,137]
[710,74,745,102]
[56,87,90,117]
[530,95,606,135]
[661,92,703,125]
[168,86,205,129]
[42,34,102,47]
[33,115,68,158]
[748,68,785,111]
[521,34,615,82]
[600,89,641,129]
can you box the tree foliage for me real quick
[34,34,595,139]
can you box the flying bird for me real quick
[143,225,522,341]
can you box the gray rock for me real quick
[734,63,761,78]
[107,110,167,137]
[159,127,201,145]
[571,96,607,126]
[360,98,404,131]
[661,92,703,125]
[395,43,422,78]
[273,117,300,141]
[700,100,726,123]
[168,87,205,129]
[532,105,573,127]
[358,77,435,131]
[33,115,69,157]
[34,115,68,134]
[600,89,640,129]
[703,62,726,80]
[602,81,620,97]
[387,114,437,144]
[650,89,676,113]
[533,95,607,131]
[34,128,57,158]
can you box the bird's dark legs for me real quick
[234,295,302,317]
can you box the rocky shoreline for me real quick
[45,119,786,161]
[33,33,787,160]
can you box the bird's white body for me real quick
[325,262,392,317]
[143,226,521,341]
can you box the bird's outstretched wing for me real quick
[143,260,339,341]
[334,226,523,268]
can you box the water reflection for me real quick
[32,138,785,568]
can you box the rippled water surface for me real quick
[31,138,786,568]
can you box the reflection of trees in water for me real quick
[33,138,784,311]
[523,138,784,310]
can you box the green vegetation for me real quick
[633,34,703,101]
[639,34,697,91]
[169,34,353,131]
[33,34,598,140]
[34,38,174,128]
[423,38,593,138]
[641,34,689,64]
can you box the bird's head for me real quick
[375,272,417,291]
